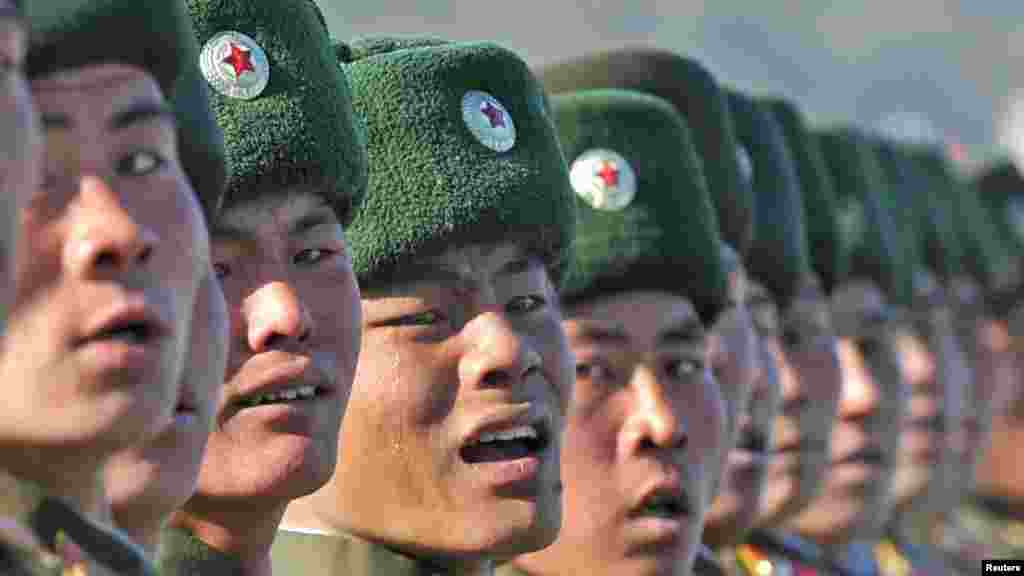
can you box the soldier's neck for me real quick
[169,498,287,576]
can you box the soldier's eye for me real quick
[393,310,445,327]
[576,361,612,382]
[118,150,166,176]
[294,248,334,266]
[507,294,546,315]
[667,358,702,379]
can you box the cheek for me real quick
[539,318,574,411]
[355,340,453,429]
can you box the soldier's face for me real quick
[890,291,967,515]
[705,282,779,545]
[192,191,358,503]
[786,280,907,545]
[0,64,206,456]
[105,272,228,545]
[319,242,569,560]
[0,2,38,329]
[513,291,723,576]
[758,283,840,525]
[709,264,760,467]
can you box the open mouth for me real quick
[636,488,690,519]
[460,422,550,464]
[234,384,329,408]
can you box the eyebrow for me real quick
[212,204,334,242]
[574,324,630,345]
[656,317,705,347]
[41,101,175,132]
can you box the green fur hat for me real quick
[969,160,1024,311]
[873,140,935,303]
[187,0,367,221]
[538,49,753,259]
[551,89,727,326]
[27,0,228,214]
[818,129,914,306]
[728,91,810,310]
[925,151,1017,292]
[766,98,847,294]
[338,37,575,287]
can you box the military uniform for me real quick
[934,496,1024,576]
[726,99,845,576]
[0,476,153,576]
[272,529,470,576]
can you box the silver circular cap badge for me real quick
[569,149,637,212]
[200,31,270,101]
[462,91,516,153]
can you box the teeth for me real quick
[240,385,320,407]
[476,425,538,445]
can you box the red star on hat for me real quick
[480,101,505,129]
[596,159,620,187]
[222,42,255,78]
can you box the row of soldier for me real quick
[0,0,1021,575]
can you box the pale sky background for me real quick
[317,0,1024,170]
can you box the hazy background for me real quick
[317,0,1024,171]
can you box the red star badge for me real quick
[222,43,255,77]
[480,101,506,128]
[596,160,620,187]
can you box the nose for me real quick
[621,366,688,455]
[241,281,313,352]
[769,337,806,410]
[460,310,542,391]
[65,175,158,278]
[837,338,883,419]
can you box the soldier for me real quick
[868,142,973,575]
[0,0,225,572]
[105,272,228,557]
[778,129,912,575]
[160,0,367,573]
[537,50,764,539]
[732,99,845,576]
[102,46,231,559]
[496,87,729,576]
[933,160,1024,574]
[701,89,815,574]
[274,38,575,575]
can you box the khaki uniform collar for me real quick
[272,528,494,576]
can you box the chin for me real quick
[471,496,562,560]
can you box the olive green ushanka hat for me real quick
[187,0,367,220]
[551,89,727,326]
[539,49,753,259]
[727,90,810,310]
[975,160,1024,312]
[26,0,228,213]
[766,98,847,295]
[338,37,575,287]
[817,129,914,308]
